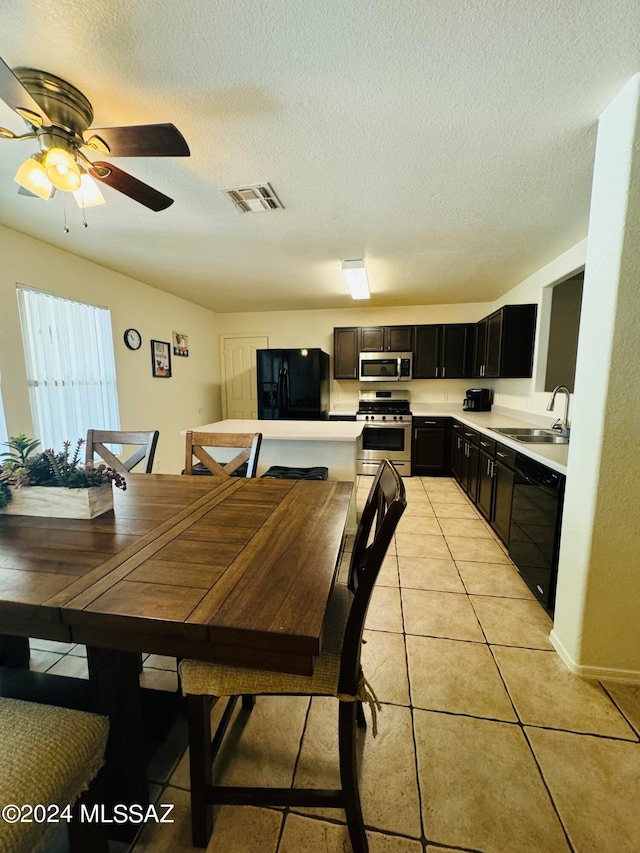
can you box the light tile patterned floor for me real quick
[37,476,640,852]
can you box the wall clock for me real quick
[124,328,142,350]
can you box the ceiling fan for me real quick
[0,55,190,211]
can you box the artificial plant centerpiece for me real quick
[0,435,126,519]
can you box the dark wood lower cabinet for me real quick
[492,459,515,545]
[412,418,450,475]
[476,449,494,520]
[450,423,464,484]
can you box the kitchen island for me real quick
[182,419,363,529]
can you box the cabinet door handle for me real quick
[442,367,445,378]
[414,429,418,440]
[435,367,439,377]
[464,432,474,437]
[490,460,495,477]
[496,451,507,458]
[424,420,437,425]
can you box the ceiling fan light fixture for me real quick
[13,153,54,200]
[72,172,105,207]
[342,259,370,300]
[44,146,81,191]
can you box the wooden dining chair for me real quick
[184,431,262,478]
[85,429,159,475]
[179,460,406,852]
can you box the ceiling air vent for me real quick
[220,183,284,213]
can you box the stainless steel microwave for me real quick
[358,352,412,382]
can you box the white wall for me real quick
[0,226,221,473]
[550,74,640,678]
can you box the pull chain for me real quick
[62,193,69,233]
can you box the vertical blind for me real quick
[0,383,8,448]
[17,287,120,452]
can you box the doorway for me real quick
[221,335,269,419]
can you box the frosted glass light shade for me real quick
[342,259,370,300]
[14,156,55,200]
[73,173,105,207]
[44,147,81,191]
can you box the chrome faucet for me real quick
[547,385,571,438]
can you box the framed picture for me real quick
[151,339,172,378]
[172,331,189,357]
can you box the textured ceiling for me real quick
[0,0,639,313]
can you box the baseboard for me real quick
[550,629,640,682]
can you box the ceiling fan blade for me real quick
[89,161,174,211]
[83,123,190,157]
[0,56,51,126]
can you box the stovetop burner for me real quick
[357,400,411,415]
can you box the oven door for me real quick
[357,422,412,475]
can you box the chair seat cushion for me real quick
[180,583,353,698]
[0,697,109,853]
[261,466,328,480]
[182,461,248,477]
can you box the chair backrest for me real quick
[338,460,406,695]
[85,429,159,475]
[184,431,262,478]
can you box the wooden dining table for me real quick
[0,474,352,811]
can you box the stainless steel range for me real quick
[356,391,412,476]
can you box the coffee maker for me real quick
[463,388,492,412]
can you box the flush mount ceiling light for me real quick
[342,259,370,300]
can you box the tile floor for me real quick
[38,475,640,853]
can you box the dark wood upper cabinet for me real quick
[360,326,413,352]
[413,323,473,379]
[386,325,413,352]
[359,327,385,352]
[441,324,474,378]
[474,304,537,378]
[413,325,441,378]
[333,327,359,379]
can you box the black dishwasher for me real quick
[508,454,565,615]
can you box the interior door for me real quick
[222,336,269,419]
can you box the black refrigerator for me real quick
[257,348,330,420]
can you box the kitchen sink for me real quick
[493,427,569,445]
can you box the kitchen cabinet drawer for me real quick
[494,443,516,469]
[461,426,480,447]
[478,435,496,455]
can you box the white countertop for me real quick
[183,419,363,442]
[411,406,569,474]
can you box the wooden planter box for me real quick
[3,483,114,519]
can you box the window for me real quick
[17,287,120,451]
